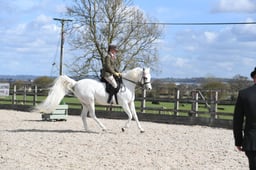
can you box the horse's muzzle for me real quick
[145,83,152,91]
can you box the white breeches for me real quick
[104,75,118,88]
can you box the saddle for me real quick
[101,75,123,104]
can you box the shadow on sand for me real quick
[7,129,99,134]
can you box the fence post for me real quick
[23,85,27,105]
[210,90,218,120]
[195,91,199,116]
[190,90,198,117]
[12,85,16,105]
[174,88,180,116]
[33,85,37,106]
[214,91,218,119]
[140,88,146,113]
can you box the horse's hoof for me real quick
[140,130,145,133]
[121,128,125,132]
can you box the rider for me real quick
[101,44,121,89]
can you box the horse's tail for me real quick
[34,75,77,113]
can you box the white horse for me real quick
[35,67,152,133]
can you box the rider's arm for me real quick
[105,55,118,75]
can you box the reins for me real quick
[122,77,138,85]
[122,76,150,90]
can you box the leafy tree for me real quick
[66,0,162,77]
[148,80,176,98]
[229,74,252,101]
[229,74,251,92]
[200,78,229,100]
[201,79,228,90]
[13,80,27,90]
[33,76,55,90]
[177,84,198,99]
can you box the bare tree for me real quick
[66,0,162,77]
[229,74,251,91]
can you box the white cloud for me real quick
[163,17,256,78]
[175,57,189,67]
[213,0,256,13]
[1,0,256,78]
[35,14,52,23]
[204,32,217,43]
[230,18,256,42]
[0,1,68,76]
[156,7,171,16]
[55,4,68,13]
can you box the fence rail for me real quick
[0,85,235,129]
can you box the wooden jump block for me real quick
[41,104,68,121]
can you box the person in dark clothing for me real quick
[101,45,122,104]
[101,45,121,89]
[233,67,256,170]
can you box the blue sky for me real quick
[1,0,256,78]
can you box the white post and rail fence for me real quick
[0,84,235,128]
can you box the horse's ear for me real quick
[145,67,150,72]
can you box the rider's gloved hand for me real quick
[115,72,121,77]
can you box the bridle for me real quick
[122,68,151,88]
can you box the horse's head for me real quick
[122,67,152,90]
[141,68,152,91]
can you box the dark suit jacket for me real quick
[233,84,256,151]
[101,53,118,77]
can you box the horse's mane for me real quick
[122,67,142,81]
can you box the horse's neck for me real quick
[123,78,137,90]
[122,68,141,82]
[121,68,141,93]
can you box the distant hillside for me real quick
[0,75,233,85]
[152,77,232,85]
[0,75,44,82]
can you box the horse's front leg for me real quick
[121,103,133,132]
[129,102,144,133]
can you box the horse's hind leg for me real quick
[81,105,89,131]
[87,102,106,131]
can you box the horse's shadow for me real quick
[7,120,117,134]
[7,129,99,134]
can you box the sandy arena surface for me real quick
[0,109,248,170]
